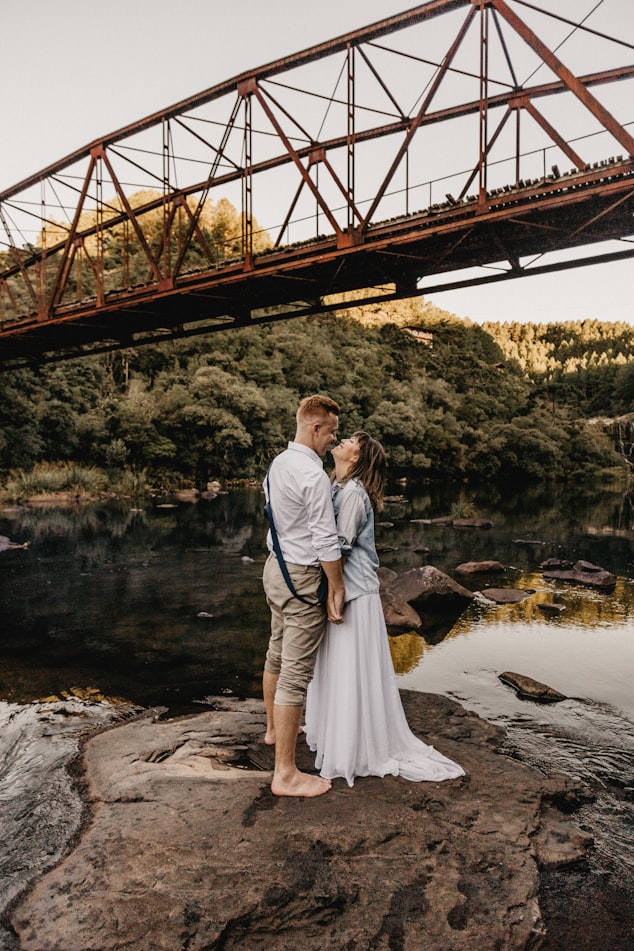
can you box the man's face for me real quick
[313,413,339,457]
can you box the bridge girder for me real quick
[1,0,633,369]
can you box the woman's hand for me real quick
[321,559,345,623]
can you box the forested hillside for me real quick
[1,302,632,493]
[484,319,634,415]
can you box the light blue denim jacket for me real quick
[333,478,380,602]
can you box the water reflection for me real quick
[0,494,270,710]
[388,632,426,674]
[398,606,634,721]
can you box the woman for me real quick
[304,431,465,787]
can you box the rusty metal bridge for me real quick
[1,0,633,370]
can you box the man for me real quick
[262,394,345,797]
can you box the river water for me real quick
[1,477,633,941]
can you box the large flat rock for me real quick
[11,693,589,951]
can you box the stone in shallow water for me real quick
[499,671,567,703]
[455,560,505,574]
[452,517,494,529]
[541,559,617,591]
[537,602,565,614]
[481,588,535,603]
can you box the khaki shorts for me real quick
[263,553,327,706]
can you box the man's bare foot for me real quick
[271,769,332,797]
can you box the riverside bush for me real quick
[2,463,108,501]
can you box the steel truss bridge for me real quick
[0,0,633,370]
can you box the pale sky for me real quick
[2,0,633,326]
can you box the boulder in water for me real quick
[481,588,535,604]
[379,565,474,633]
[541,559,617,591]
[455,560,505,574]
[499,671,567,703]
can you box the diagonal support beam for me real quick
[247,79,344,239]
[459,106,513,199]
[46,154,97,316]
[173,96,242,279]
[488,224,521,270]
[357,44,406,119]
[274,177,307,248]
[361,4,477,230]
[490,0,634,157]
[0,205,38,308]
[321,152,364,226]
[0,276,21,316]
[521,99,585,169]
[544,184,634,257]
[179,197,218,265]
[98,147,162,284]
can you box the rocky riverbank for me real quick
[5,691,633,950]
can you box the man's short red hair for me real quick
[296,395,340,423]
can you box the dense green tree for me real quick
[0,371,44,471]
[614,362,634,410]
[0,305,631,488]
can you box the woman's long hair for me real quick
[342,431,387,511]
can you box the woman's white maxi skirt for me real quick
[304,592,465,787]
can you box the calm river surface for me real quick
[1,477,633,934]
[2,478,633,717]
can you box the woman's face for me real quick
[333,435,361,468]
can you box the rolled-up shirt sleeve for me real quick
[304,469,341,562]
[335,489,366,556]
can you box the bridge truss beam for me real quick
[0,0,633,369]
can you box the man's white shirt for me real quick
[264,442,340,565]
